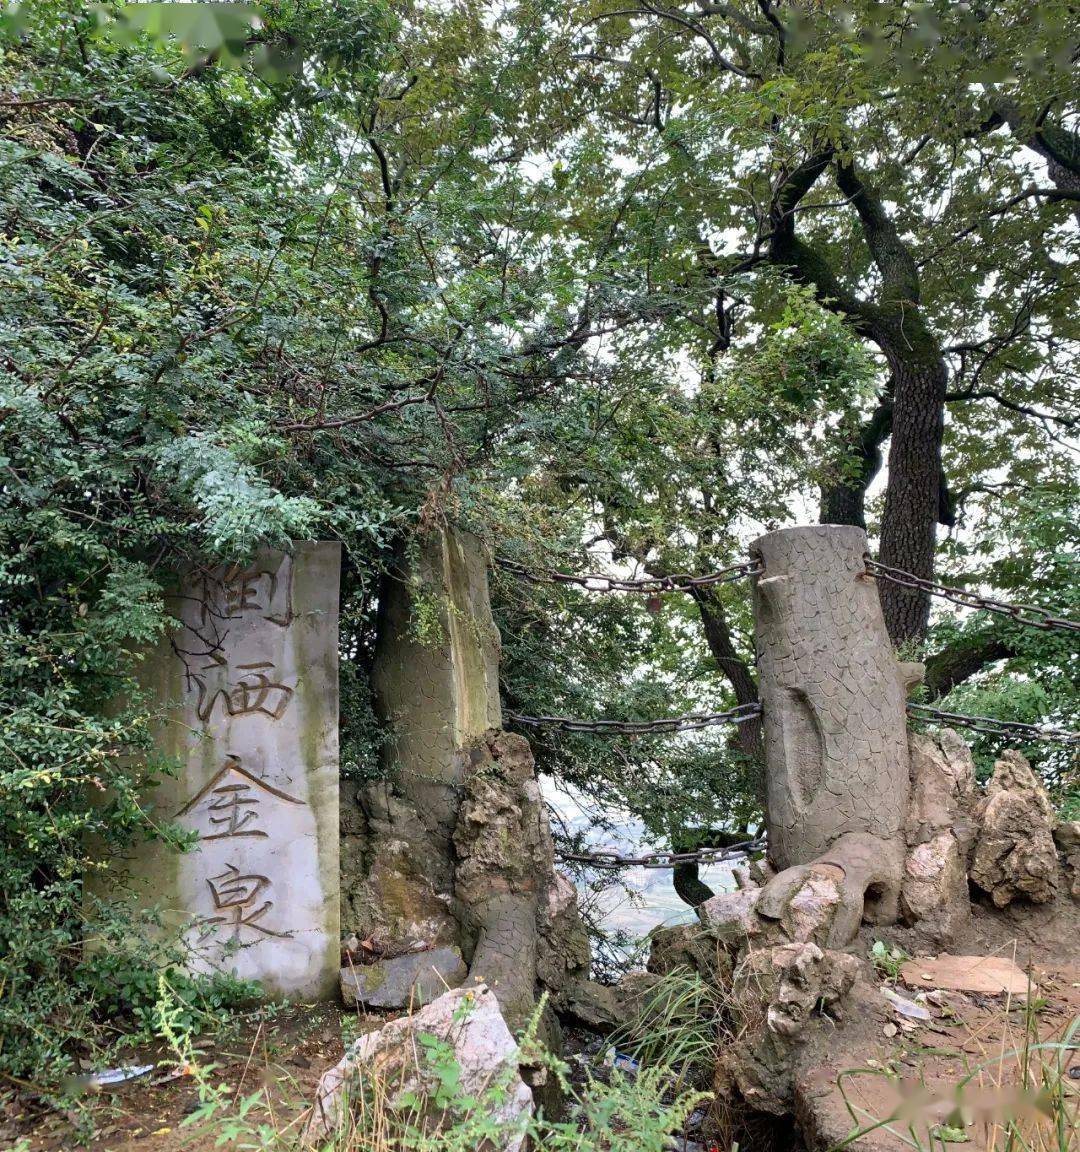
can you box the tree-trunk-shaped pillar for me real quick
[751,526,923,936]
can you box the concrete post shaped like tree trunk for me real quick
[751,526,923,939]
[342,527,589,1031]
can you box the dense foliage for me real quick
[0,0,1076,1084]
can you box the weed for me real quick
[870,939,910,981]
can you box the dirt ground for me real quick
[2,1003,361,1151]
[796,954,1080,1151]
[6,909,1079,1151]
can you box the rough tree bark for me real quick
[751,525,924,937]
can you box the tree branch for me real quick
[944,388,1076,428]
[923,629,1015,699]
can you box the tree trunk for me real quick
[819,390,893,530]
[923,629,1013,699]
[673,588,762,906]
[751,525,925,935]
[690,587,762,761]
[875,346,949,644]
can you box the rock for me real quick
[757,833,906,949]
[554,980,620,1032]
[970,751,1060,907]
[899,831,969,944]
[647,922,732,985]
[906,730,978,854]
[339,946,467,1009]
[780,866,845,947]
[536,872,591,997]
[343,787,460,953]
[985,749,1056,817]
[902,732,976,945]
[699,887,763,947]
[306,985,532,1147]
[453,730,567,1027]
[723,943,860,1114]
[1053,821,1080,900]
[555,972,662,1033]
[732,864,756,891]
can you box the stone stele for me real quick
[113,543,340,999]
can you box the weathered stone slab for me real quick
[339,947,467,1008]
[110,544,340,999]
[899,954,1034,996]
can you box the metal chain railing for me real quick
[508,700,1076,743]
[495,556,762,594]
[557,836,767,870]
[505,701,763,735]
[906,703,1080,745]
[865,558,1079,634]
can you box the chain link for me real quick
[907,703,1080,745]
[495,556,762,594]
[866,558,1079,634]
[505,701,763,735]
[557,837,768,870]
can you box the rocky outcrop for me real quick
[899,731,978,945]
[900,833,968,935]
[970,751,1061,907]
[718,942,861,1115]
[454,729,589,1027]
[693,867,869,1118]
[700,841,897,953]
[646,921,732,986]
[306,985,532,1148]
[555,972,662,1034]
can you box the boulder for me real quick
[555,972,662,1034]
[777,866,846,948]
[701,860,862,955]
[647,922,732,985]
[306,985,532,1148]
[1053,821,1080,901]
[970,751,1060,907]
[339,946,467,1009]
[699,887,764,947]
[536,872,591,998]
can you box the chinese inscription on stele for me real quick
[123,544,341,999]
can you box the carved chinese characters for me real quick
[123,544,340,999]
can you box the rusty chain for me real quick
[865,558,1079,634]
[495,556,762,594]
[509,700,1076,743]
[557,836,768,870]
[498,552,1078,637]
[505,701,763,735]
[906,703,1080,745]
